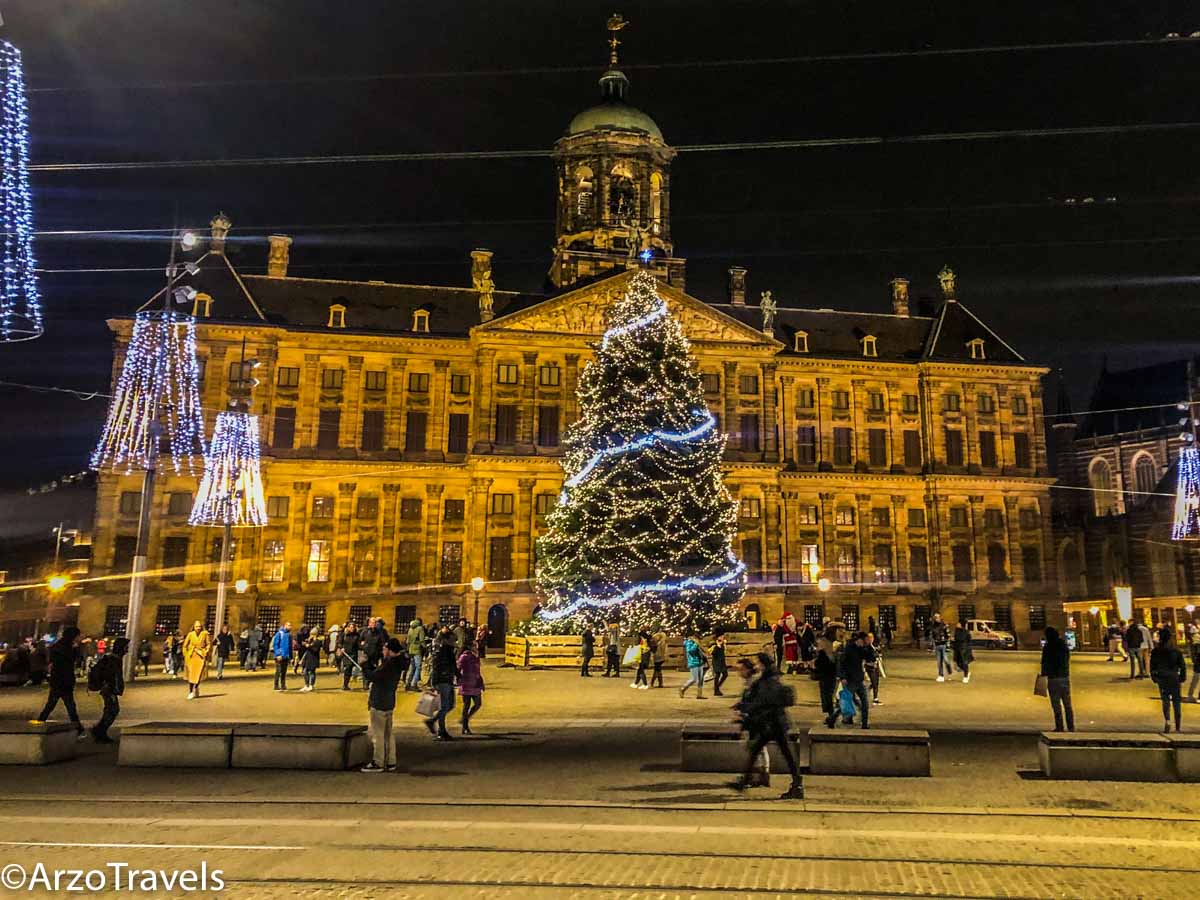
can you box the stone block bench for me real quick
[119,722,233,768]
[0,720,79,765]
[231,724,370,770]
[1037,732,1174,782]
[680,723,800,774]
[1167,733,1200,782]
[808,728,931,776]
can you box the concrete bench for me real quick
[0,720,78,765]
[680,723,799,775]
[119,722,233,768]
[231,724,370,770]
[1167,734,1200,782]
[808,728,931,776]
[1037,732,1174,782]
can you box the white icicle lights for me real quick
[189,411,268,527]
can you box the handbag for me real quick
[622,645,641,666]
[415,688,442,718]
[838,686,857,718]
[1033,675,1049,697]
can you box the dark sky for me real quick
[1,0,1199,487]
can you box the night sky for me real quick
[1,0,1199,488]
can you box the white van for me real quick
[965,619,1016,649]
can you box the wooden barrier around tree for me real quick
[501,631,774,670]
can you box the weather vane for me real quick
[607,13,627,66]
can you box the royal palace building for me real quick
[78,40,1062,648]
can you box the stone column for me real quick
[818,492,836,585]
[763,485,782,586]
[386,357,407,452]
[289,481,311,586]
[334,482,356,589]
[299,354,320,449]
[516,478,537,585]
[762,363,778,460]
[891,495,909,585]
[473,349,496,452]
[467,477,494,579]
[564,354,581,429]
[1030,385,1049,476]
[816,377,832,470]
[423,484,445,586]
[970,495,988,586]
[204,344,229,437]
[430,360,450,461]
[380,483,401,586]
[722,361,738,457]
[779,375,795,466]
[1004,496,1024,585]
[517,352,538,453]
[855,493,871,594]
[931,493,952,597]
[342,356,364,449]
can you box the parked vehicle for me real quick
[965,619,1016,649]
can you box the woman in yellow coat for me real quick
[181,620,212,700]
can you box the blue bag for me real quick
[838,686,857,718]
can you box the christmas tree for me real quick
[534,271,746,635]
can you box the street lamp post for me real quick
[470,576,486,627]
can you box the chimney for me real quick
[471,248,495,323]
[267,234,292,278]
[889,277,910,317]
[728,266,747,306]
[209,212,232,255]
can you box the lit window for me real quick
[539,364,561,387]
[306,540,331,583]
[794,331,808,353]
[327,304,346,329]
[412,309,430,332]
[740,498,761,519]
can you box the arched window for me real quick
[649,171,663,223]
[1089,457,1117,516]
[1133,453,1157,503]
[609,162,636,222]
[574,165,594,223]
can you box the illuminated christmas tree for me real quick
[534,271,745,634]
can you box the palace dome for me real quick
[565,69,664,142]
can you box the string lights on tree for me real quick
[533,271,745,635]
[89,309,206,474]
[0,39,43,342]
[1173,400,1200,540]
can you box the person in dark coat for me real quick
[300,632,322,692]
[732,654,803,799]
[772,621,785,669]
[89,637,128,743]
[952,621,974,684]
[580,628,595,677]
[215,625,234,680]
[710,632,729,696]
[814,643,839,728]
[136,638,152,677]
[361,638,405,772]
[838,632,871,729]
[360,618,389,690]
[425,627,458,740]
[34,627,87,736]
[1150,628,1188,733]
[1125,620,1146,679]
[1040,626,1074,732]
[340,623,361,690]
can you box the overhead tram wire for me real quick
[26,35,1197,93]
[27,122,1200,174]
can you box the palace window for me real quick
[489,536,513,581]
[797,426,817,465]
[364,370,387,391]
[740,498,761,519]
[491,493,514,515]
[321,368,344,390]
[861,335,878,357]
[871,507,890,527]
[537,406,560,447]
[317,408,341,450]
[497,364,519,385]
[868,391,885,412]
[797,387,815,409]
[1022,546,1042,583]
[909,546,929,582]
[396,541,421,584]
[794,331,809,353]
[739,374,759,395]
[495,405,517,444]
[1134,454,1158,501]
[902,394,919,414]
[1013,433,1032,468]
[832,390,850,410]
[394,606,417,635]
[302,604,327,631]
[799,545,819,582]
[356,496,379,519]
[443,498,465,521]
[944,429,964,466]
[440,541,463,584]
[161,537,188,580]
[405,411,428,453]
[1012,395,1028,416]
[326,304,346,329]
[276,366,300,388]
[984,508,1004,529]
[944,392,961,412]
[740,414,761,452]
[167,491,192,516]
[835,547,856,583]
[447,413,470,453]
[407,372,430,393]
[311,496,334,518]
[952,545,973,582]
[347,605,372,628]
[987,543,1008,581]
[103,606,128,637]
[979,430,997,468]
[539,364,561,387]
[411,309,429,332]
[833,427,853,466]
[258,606,282,634]
[949,506,968,528]
[536,493,557,516]
[872,545,892,582]
[307,540,331,583]
[977,393,996,414]
[273,407,296,449]
[400,498,422,520]
[903,430,922,468]
[352,540,377,583]
[907,507,926,528]
[835,507,855,526]
[967,338,985,360]
[1019,507,1039,529]
[868,429,887,467]
[797,504,819,525]
[119,492,141,516]
[262,540,285,583]
[267,495,289,519]
[700,373,720,394]
[192,293,212,318]
[361,409,385,451]
[450,373,471,394]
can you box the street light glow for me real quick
[47,574,69,592]
[470,576,486,592]
[817,577,831,592]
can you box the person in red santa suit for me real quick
[779,613,800,674]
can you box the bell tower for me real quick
[549,15,684,290]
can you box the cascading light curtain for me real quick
[189,411,268,527]
[90,310,206,474]
[0,40,42,342]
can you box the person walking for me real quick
[771,619,785,670]
[1187,625,1200,702]
[406,617,427,690]
[162,632,177,677]
[88,637,128,743]
[360,617,388,690]
[326,625,340,667]
[425,627,457,740]
[245,623,262,671]
[929,614,951,681]
[457,640,484,734]
[361,638,405,772]
[33,627,87,738]
[814,641,839,727]
[452,618,468,654]
[710,632,729,697]
[602,621,621,678]
[1106,622,1126,662]
[880,617,893,651]
[1125,619,1144,678]
[214,625,233,680]
[650,628,667,688]
[475,624,490,660]
[952,620,974,684]
[340,622,361,690]
[181,621,212,700]
[838,631,871,729]
[679,630,707,699]
[631,631,651,689]
[271,622,293,691]
[580,627,594,677]
[731,654,804,799]
[300,630,322,692]
[864,632,883,705]
[1137,620,1153,681]
[1150,627,1187,733]
[292,624,311,675]
[1040,626,1074,732]
[136,638,151,677]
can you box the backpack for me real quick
[87,657,109,692]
